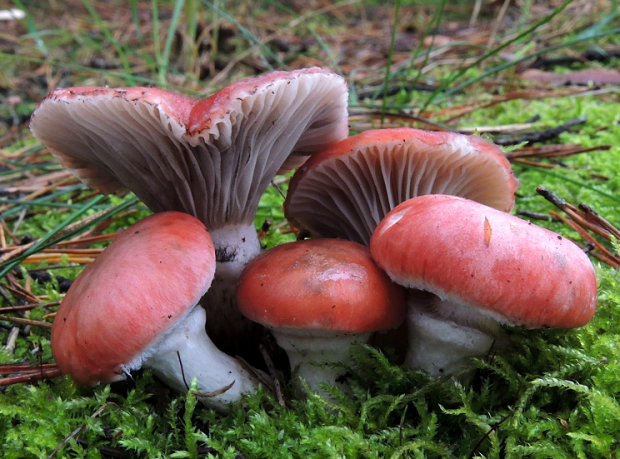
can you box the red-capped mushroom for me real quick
[284,127,518,246]
[370,195,598,376]
[30,67,350,357]
[52,212,258,412]
[236,238,406,393]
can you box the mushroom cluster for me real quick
[31,67,350,359]
[32,67,598,409]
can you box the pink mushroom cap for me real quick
[51,211,216,385]
[370,194,598,329]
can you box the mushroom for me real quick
[369,194,598,376]
[284,127,518,246]
[51,211,258,412]
[235,238,406,393]
[30,67,350,357]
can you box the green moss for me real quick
[1,93,618,459]
[2,2,620,457]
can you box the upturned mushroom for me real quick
[370,194,598,376]
[51,211,258,412]
[30,67,350,357]
[284,127,518,246]
[236,238,406,393]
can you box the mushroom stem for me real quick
[202,223,265,359]
[405,294,500,377]
[273,329,371,394]
[209,223,263,268]
[143,307,258,412]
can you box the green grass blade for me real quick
[439,26,620,103]
[380,0,401,125]
[200,0,287,71]
[419,0,574,112]
[264,0,344,74]
[0,53,195,93]
[10,0,48,55]
[159,0,186,87]
[81,0,137,86]
[129,0,143,39]
[0,195,138,279]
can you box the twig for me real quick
[467,407,517,459]
[4,273,41,303]
[355,81,447,99]
[0,301,61,314]
[236,355,276,395]
[0,176,78,214]
[0,366,62,386]
[537,187,619,240]
[494,117,588,146]
[0,205,113,266]
[47,402,119,459]
[458,122,539,134]
[530,47,620,69]
[469,0,482,27]
[4,326,19,354]
[578,203,620,240]
[177,350,189,390]
[550,211,620,268]
[348,109,459,133]
[54,232,118,247]
[515,210,559,221]
[536,186,620,268]
[487,0,511,48]
[259,344,285,407]
[193,381,236,398]
[0,315,52,328]
[0,362,58,373]
[506,144,611,161]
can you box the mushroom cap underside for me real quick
[30,67,350,228]
[284,127,518,245]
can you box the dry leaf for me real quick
[484,217,492,247]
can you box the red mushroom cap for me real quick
[236,239,406,333]
[51,211,216,385]
[370,195,598,329]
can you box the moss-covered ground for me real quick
[1,1,619,457]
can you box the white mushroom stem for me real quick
[141,307,258,412]
[272,328,371,393]
[405,293,500,377]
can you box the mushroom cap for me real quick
[236,238,406,333]
[51,211,216,385]
[370,194,597,329]
[284,128,518,245]
[30,67,349,229]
